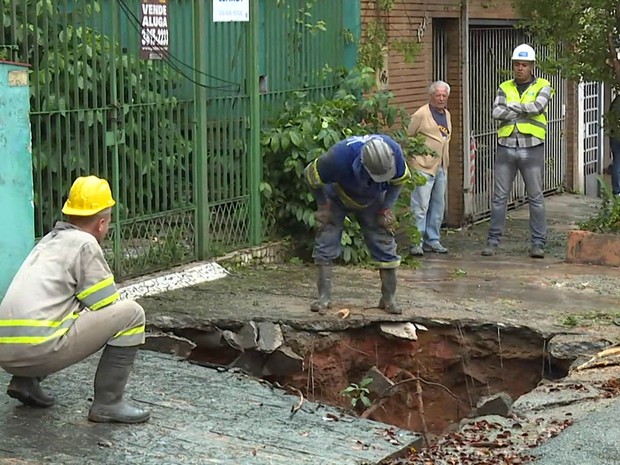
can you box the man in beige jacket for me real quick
[407,81,452,255]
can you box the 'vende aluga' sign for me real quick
[140,0,169,59]
[213,0,249,22]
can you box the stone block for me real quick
[229,351,267,377]
[474,392,513,417]
[257,322,284,353]
[143,333,197,358]
[566,230,620,267]
[223,322,259,351]
[364,366,394,396]
[549,334,612,361]
[262,346,304,376]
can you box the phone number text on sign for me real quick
[141,0,169,59]
[213,0,249,22]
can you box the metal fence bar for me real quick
[1,0,349,279]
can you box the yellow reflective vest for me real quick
[0,222,120,352]
[498,78,553,140]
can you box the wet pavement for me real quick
[0,351,419,465]
[2,193,619,464]
[142,194,620,340]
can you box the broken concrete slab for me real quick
[223,322,259,351]
[0,351,420,465]
[229,351,267,377]
[257,322,284,353]
[549,334,612,362]
[379,322,424,341]
[511,381,604,414]
[365,366,394,396]
[263,346,304,377]
[143,332,196,358]
[473,392,513,417]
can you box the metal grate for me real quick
[581,82,604,176]
[432,20,448,83]
[468,26,567,221]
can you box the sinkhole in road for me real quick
[183,323,567,436]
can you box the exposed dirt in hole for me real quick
[188,324,560,436]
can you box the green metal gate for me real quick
[1,0,351,279]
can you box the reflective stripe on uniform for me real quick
[334,184,369,209]
[375,259,401,269]
[389,164,411,186]
[305,159,324,190]
[0,313,79,344]
[76,276,120,310]
[111,324,146,346]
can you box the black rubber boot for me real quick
[310,264,332,315]
[7,376,55,408]
[88,345,150,424]
[378,268,402,315]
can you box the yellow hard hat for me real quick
[62,175,116,216]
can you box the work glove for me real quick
[314,202,333,229]
[377,208,397,235]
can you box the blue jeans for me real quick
[611,138,620,195]
[410,167,446,246]
[313,195,401,268]
[487,144,546,247]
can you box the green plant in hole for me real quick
[577,178,620,233]
[261,67,432,264]
[341,377,374,408]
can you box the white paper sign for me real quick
[213,0,249,22]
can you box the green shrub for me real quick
[261,67,432,263]
[578,178,620,233]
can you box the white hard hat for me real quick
[511,44,536,62]
[361,138,396,183]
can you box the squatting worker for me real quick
[304,135,410,315]
[0,175,150,424]
[482,44,554,259]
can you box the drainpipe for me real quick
[461,0,473,218]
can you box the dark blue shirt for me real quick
[305,135,410,209]
[430,106,449,139]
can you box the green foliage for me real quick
[578,178,620,233]
[358,2,421,70]
[514,0,620,134]
[560,310,620,327]
[340,377,374,408]
[2,0,191,233]
[358,20,388,71]
[261,67,431,264]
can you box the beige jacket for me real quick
[407,104,452,175]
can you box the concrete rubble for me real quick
[379,322,428,341]
[472,392,514,417]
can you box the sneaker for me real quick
[410,245,424,256]
[530,246,545,259]
[423,242,448,254]
[481,243,498,256]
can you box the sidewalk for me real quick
[2,193,619,465]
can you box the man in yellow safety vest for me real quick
[0,176,150,423]
[481,44,555,259]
